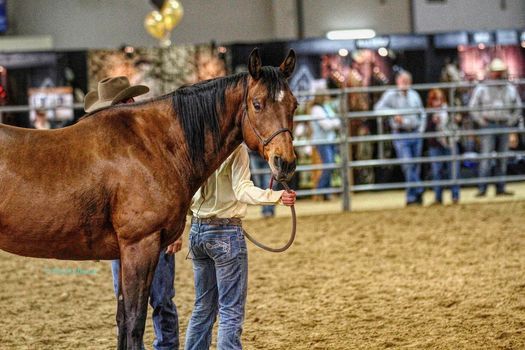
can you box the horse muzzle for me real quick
[270,155,296,183]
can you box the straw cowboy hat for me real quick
[488,58,508,72]
[84,76,149,113]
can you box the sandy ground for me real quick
[245,182,525,219]
[1,200,525,349]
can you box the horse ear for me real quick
[248,48,262,80]
[279,49,296,79]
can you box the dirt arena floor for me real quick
[1,200,525,349]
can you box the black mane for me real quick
[83,67,288,167]
[172,66,288,166]
[172,73,246,166]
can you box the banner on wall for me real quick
[496,30,518,45]
[434,32,468,49]
[28,87,74,123]
[470,31,494,45]
[355,36,390,50]
[0,0,7,33]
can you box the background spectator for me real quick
[426,88,460,204]
[374,70,427,205]
[469,58,522,197]
[308,92,341,200]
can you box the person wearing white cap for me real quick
[84,76,183,350]
[469,58,522,197]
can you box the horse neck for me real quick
[188,81,246,191]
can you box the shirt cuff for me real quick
[272,190,284,204]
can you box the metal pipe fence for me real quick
[1,81,524,211]
[274,80,524,210]
[0,103,85,113]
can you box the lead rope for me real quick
[242,178,297,253]
[240,78,296,252]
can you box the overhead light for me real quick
[521,41,525,48]
[326,29,376,40]
[338,48,349,57]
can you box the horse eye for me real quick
[253,100,262,111]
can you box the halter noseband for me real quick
[240,80,294,151]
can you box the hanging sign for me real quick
[0,0,7,33]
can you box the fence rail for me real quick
[1,80,524,211]
[291,80,524,210]
[0,103,85,113]
[294,79,525,96]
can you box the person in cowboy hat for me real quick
[84,76,183,350]
[469,58,522,197]
[84,76,149,113]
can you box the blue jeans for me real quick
[428,146,460,202]
[393,137,423,202]
[249,153,275,216]
[478,124,510,193]
[316,144,336,190]
[111,250,179,350]
[185,223,248,350]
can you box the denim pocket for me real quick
[204,236,233,264]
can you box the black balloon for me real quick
[150,0,164,10]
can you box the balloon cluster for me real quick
[144,0,183,46]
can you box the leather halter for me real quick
[238,78,297,253]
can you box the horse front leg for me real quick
[117,231,161,350]
[116,263,127,350]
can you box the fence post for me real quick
[449,87,460,188]
[377,116,384,159]
[339,89,351,211]
[450,127,459,188]
[448,87,455,113]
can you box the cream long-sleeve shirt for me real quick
[190,144,283,219]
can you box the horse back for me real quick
[0,109,185,259]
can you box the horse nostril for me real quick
[289,160,296,173]
[274,156,282,169]
[284,160,296,174]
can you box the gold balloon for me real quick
[161,0,184,31]
[144,10,167,40]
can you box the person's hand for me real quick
[432,115,440,124]
[394,115,403,124]
[166,238,183,255]
[281,190,297,206]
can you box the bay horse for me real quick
[0,48,297,349]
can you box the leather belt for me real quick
[191,217,242,226]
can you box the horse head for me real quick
[242,48,298,183]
